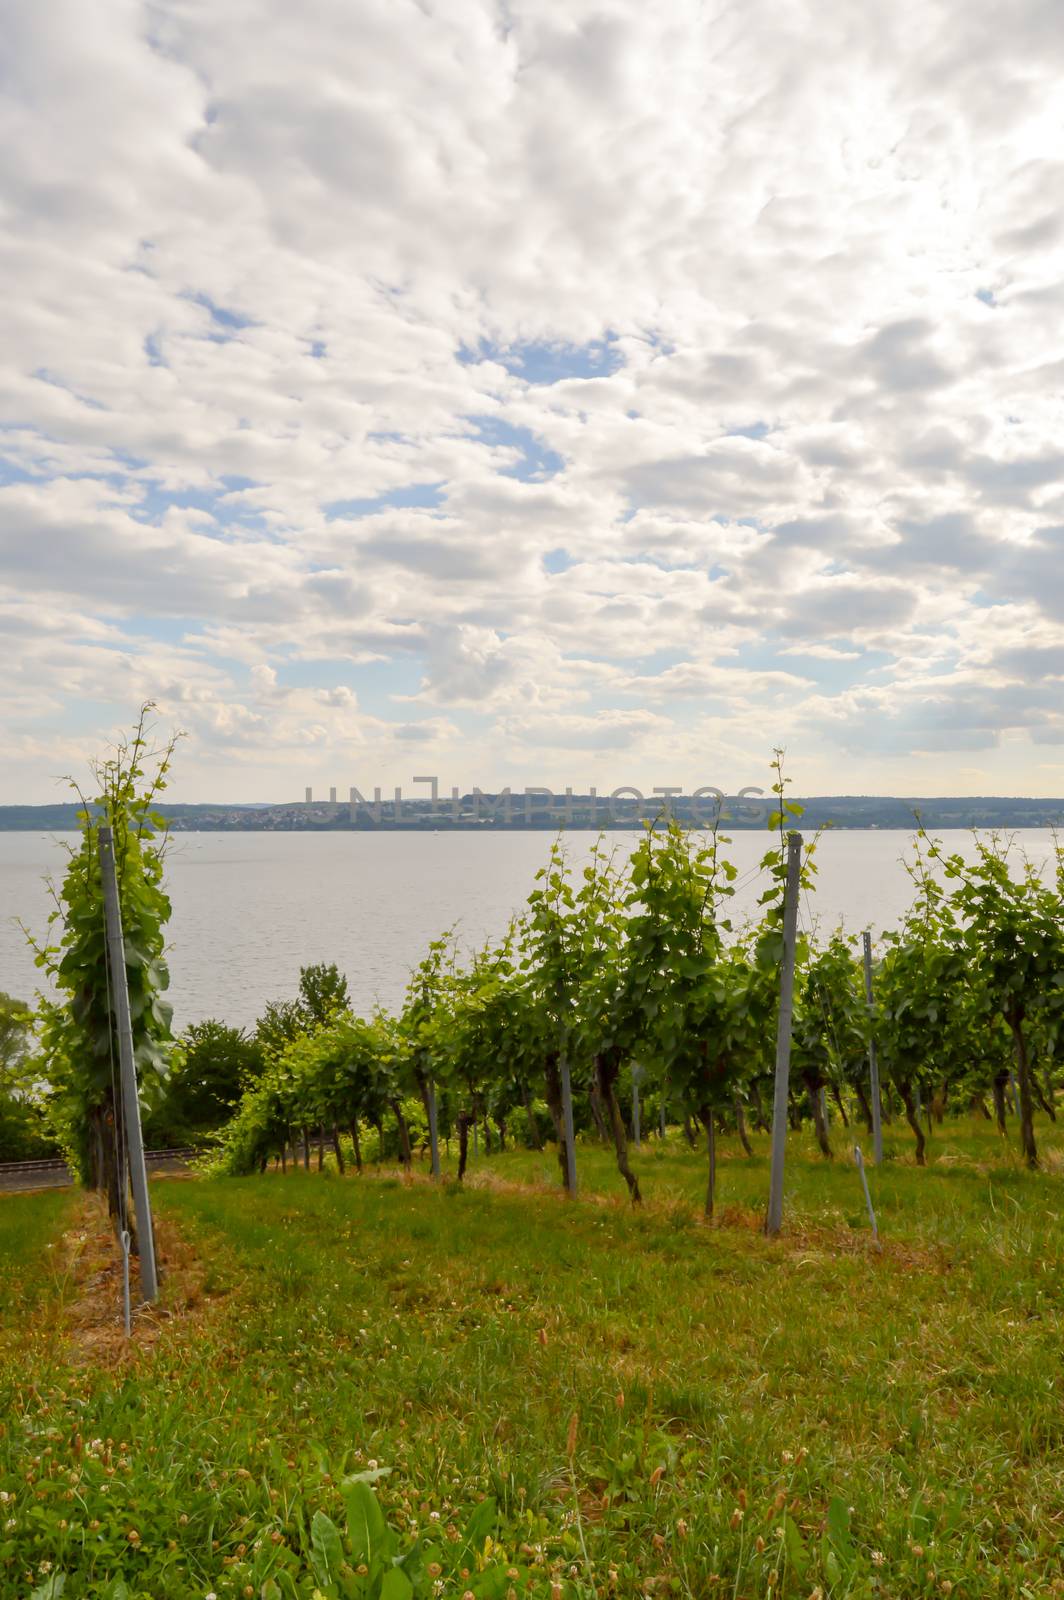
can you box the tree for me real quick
[399,936,454,1176]
[437,931,534,1178]
[29,706,179,1223]
[255,999,306,1058]
[0,992,32,1079]
[147,1020,263,1143]
[248,968,354,1171]
[791,934,867,1160]
[939,834,1064,1169]
[0,994,55,1161]
[298,962,351,1027]
[253,966,350,1066]
[597,820,734,1209]
[875,858,964,1167]
[522,839,620,1195]
[624,820,756,1215]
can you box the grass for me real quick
[2,1120,1064,1599]
[0,1187,77,1344]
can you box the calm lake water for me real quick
[1,829,1059,1030]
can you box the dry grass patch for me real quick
[52,1191,222,1367]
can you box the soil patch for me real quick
[56,1190,221,1366]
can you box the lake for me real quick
[1,828,1059,1030]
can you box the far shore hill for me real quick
[2,795,1064,831]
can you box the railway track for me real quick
[0,1149,198,1193]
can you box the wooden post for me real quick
[764,833,802,1238]
[559,1049,578,1197]
[99,826,158,1303]
[862,932,883,1166]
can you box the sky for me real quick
[2,0,1064,804]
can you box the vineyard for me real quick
[3,726,1064,1598]
[206,774,1064,1214]
[16,729,1064,1221]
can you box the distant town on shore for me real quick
[2,794,1064,831]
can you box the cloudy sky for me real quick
[2,0,1063,803]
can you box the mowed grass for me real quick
[2,1122,1064,1599]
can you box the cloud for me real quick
[855,319,957,395]
[3,0,1064,798]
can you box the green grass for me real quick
[2,1123,1064,1599]
[0,1186,76,1328]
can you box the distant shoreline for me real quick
[2,797,1063,832]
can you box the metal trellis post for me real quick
[99,826,158,1303]
[765,832,802,1238]
[854,1145,879,1242]
[427,1082,440,1178]
[862,931,884,1166]
[559,1049,578,1197]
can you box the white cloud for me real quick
[2,0,1064,798]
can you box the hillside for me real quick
[3,794,1064,830]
